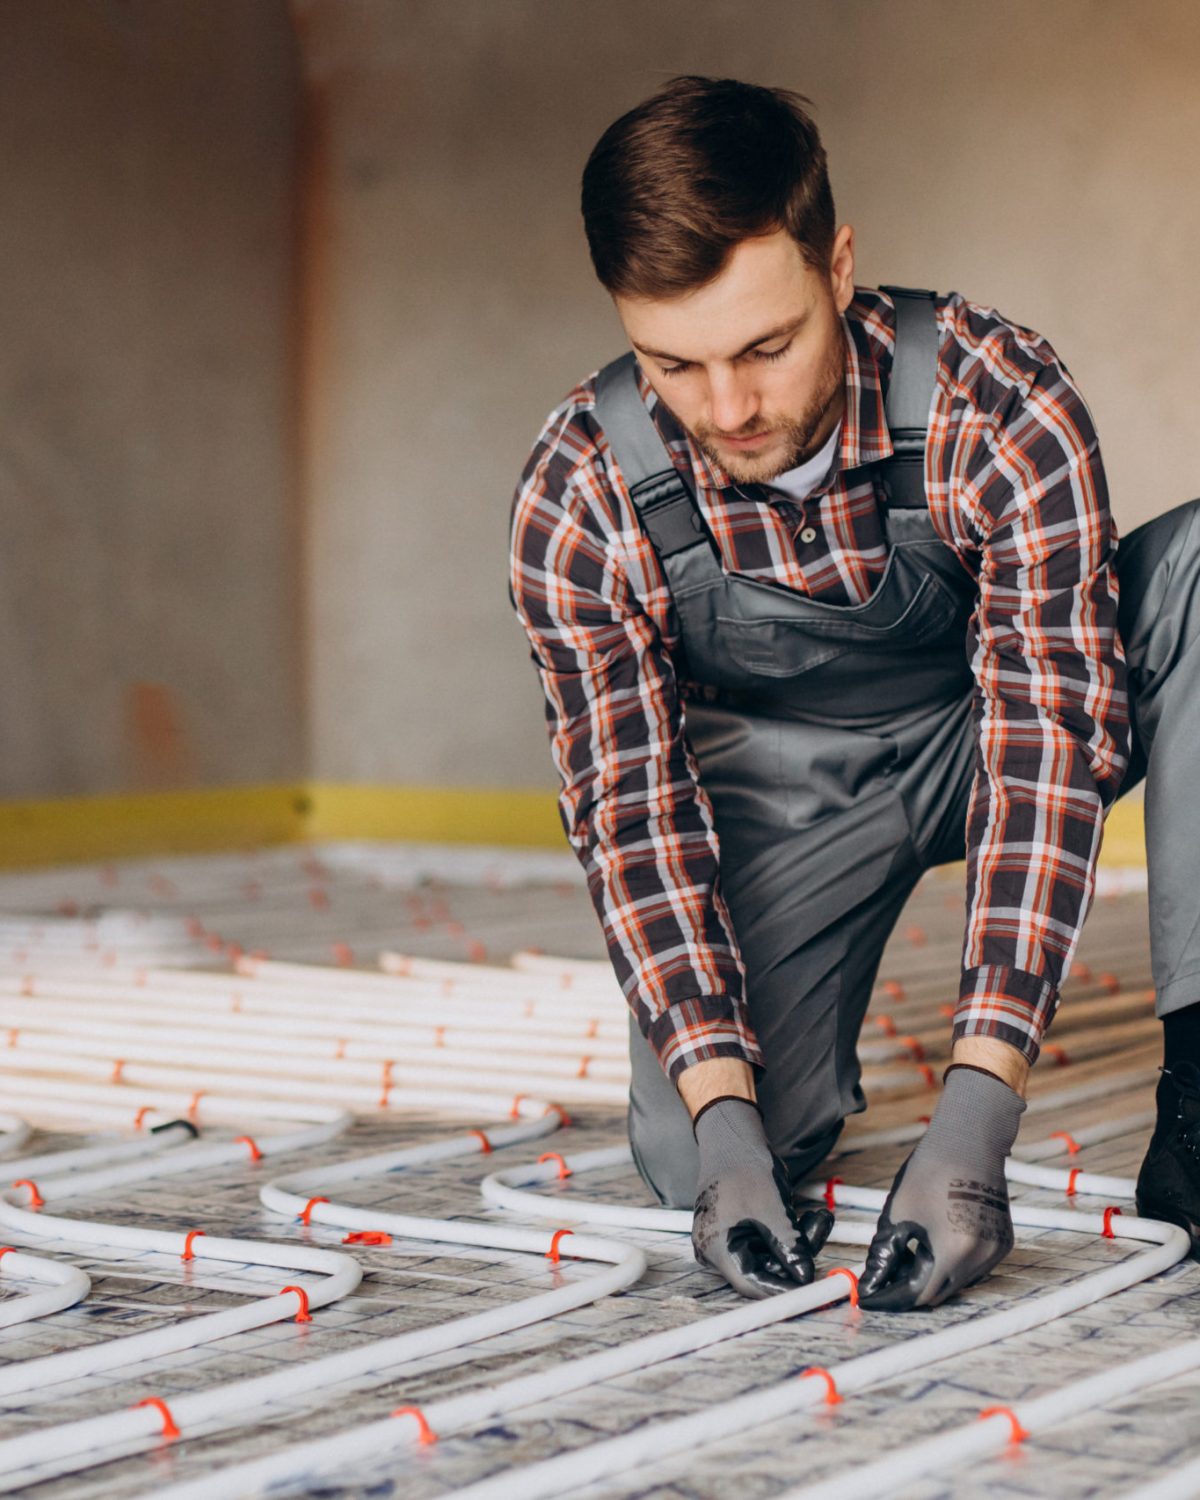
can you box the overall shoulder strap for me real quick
[592,353,714,558]
[876,286,939,510]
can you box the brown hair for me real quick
[581,75,835,300]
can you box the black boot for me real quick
[1135,1061,1200,1257]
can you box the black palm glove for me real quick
[691,1097,834,1299]
[858,1064,1026,1311]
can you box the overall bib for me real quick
[594,291,1200,1211]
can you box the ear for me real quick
[829,224,856,314]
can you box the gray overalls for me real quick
[593,288,1200,1210]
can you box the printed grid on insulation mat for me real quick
[0,842,1192,1500]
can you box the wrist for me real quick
[691,1093,761,1138]
[677,1055,757,1120]
[950,1035,1030,1098]
[926,1063,1026,1159]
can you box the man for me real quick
[508,75,1200,1309]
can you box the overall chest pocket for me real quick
[715,568,961,679]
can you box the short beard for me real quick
[693,323,846,485]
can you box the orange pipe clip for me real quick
[546,1228,574,1264]
[391,1405,437,1445]
[825,1266,860,1307]
[181,1230,207,1263]
[134,1396,181,1442]
[12,1180,43,1209]
[979,1404,1029,1443]
[799,1366,843,1405]
[280,1285,313,1323]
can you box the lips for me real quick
[719,430,775,448]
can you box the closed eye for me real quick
[752,341,793,364]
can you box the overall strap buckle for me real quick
[877,286,939,510]
[594,353,715,558]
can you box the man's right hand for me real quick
[691,1096,833,1299]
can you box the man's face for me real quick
[614,225,856,485]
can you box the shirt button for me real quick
[799,526,817,545]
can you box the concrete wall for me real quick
[295,0,1200,794]
[7,3,1198,805]
[0,1,303,798]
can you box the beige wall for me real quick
[295,0,1200,793]
[0,1,303,798]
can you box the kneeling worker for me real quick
[508,75,1200,1308]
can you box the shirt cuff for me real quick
[645,995,765,1084]
[952,964,1061,1066]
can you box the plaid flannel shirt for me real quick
[509,288,1130,1079]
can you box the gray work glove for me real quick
[858,1064,1026,1311]
[692,1097,834,1299]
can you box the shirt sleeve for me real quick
[951,360,1131,1063]
[508,446,764,1082]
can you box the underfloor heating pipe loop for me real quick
[0,1248,91,1327]
[0,1128,364,1397]
[425,1218,1191,1500]
[0,1159,646,1490]
[0,1087,560,1408]
[133,1139,1190,1500]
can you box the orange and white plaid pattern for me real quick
[509,288,1130,1078]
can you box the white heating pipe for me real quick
[0,1248,91,1327]
[0,995,631,1060]
[433,1211,1188,1500]
[140,1148,1186,1500]
[0,1045,627,1107]
[1118,1451,1200,1500]
[0,1083,564,1403]
[0,1118,361,1394]
[778,1334,1200,1500]
[0,1112,32,1157]
[0,1151,644,1489]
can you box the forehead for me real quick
[615,230,821,362]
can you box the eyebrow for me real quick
[632,312,809,366]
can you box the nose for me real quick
[707,367,759,435]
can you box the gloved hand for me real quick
[691,1096,834,1299]
[858,1064,1026,1311]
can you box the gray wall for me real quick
[5,2,1199,804]
[295,0,1200,793]
[0,1,303,798]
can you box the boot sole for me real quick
[1135,1194,1200,1260]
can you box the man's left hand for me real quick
[858,1064,1026,1310]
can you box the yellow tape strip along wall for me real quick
[0,781,1145,870]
